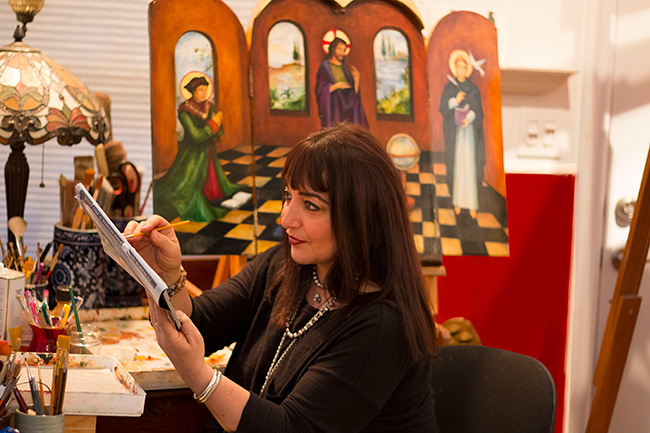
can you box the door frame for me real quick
[566,0,618,431]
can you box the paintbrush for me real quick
[8,217,27,259]
[50,335,70,415]
[44,244,64,280]
[124,220,190,239]
[24,360,43,415]
[39,242,52,264]
[0,232,7,265]
[71,168,96,229]
[138,180,153,216]
[15,293,36,326]
[59,175,78,227]
[37,360,45,414]
[95,143,109,177]
[73,155,94,182]
[81,175,103,230]
[69,287,85,354]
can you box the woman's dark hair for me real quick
[270,123,437,360]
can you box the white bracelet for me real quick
[193,369,222,404]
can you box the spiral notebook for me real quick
[74,183,182,331]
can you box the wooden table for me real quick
[95,388,213,432]
[48,389,213,433]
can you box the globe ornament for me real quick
[386,133,420,171]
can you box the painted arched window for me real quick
[174,31,218,143]
[267,21,307,112]
[373,28,412,119]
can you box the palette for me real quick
[76,307,231,390]
[92,317,230,390]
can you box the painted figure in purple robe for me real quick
[315,37,369,128]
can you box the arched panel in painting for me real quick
[427,11,509,257]
[150,0,255,256]
[374,27,413,121]
[268,21,309,115]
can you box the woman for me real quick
[127,123,438,432]
[154,75,245,222]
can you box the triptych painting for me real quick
[149,0,508,259]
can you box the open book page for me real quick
[74,183,181,331]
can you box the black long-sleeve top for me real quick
[190,245,437,433]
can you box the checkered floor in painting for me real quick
[429,151,509,257]
[173,145,509,257]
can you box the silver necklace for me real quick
[260,295,336,395]
[312,265,327,303]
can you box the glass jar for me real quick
[69,323,102,355]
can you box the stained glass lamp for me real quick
[0,0,110,240]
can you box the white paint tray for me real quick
[12,353,146,417]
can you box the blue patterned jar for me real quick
[50,223,107,309]
[105,217,146,307]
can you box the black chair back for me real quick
[431,345,556,433]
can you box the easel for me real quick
[212,255,248,286]
[586,144,650,432]
[182,255,248,297]
[422,264,446,314]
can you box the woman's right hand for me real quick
[124,215,183,286]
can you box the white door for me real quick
[595,0,650,430]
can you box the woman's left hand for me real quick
[149,295,250,432]
[147,292,213,390]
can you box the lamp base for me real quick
[4,144,29,244]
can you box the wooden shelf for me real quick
[500,67,577,95]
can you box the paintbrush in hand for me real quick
[124,220,190,239]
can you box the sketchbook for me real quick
[75,183,182,331]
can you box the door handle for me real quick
[611,247,650,270]
[615,196,636,227]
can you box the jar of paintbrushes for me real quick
[17,285,84,353]
[14,338,69,433]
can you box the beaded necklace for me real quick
[311,265,327,302]
[260,295,336,395]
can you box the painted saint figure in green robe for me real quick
[154,76,245,222]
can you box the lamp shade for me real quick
[0,39,110,241]
[0,41,110,147]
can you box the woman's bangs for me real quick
[282,143,328,192]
